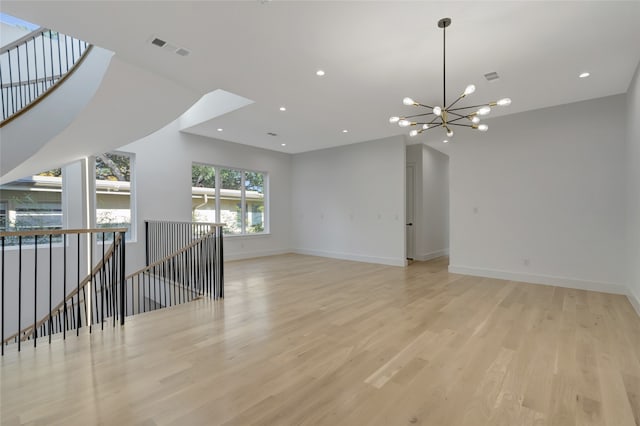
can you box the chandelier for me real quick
[390,17,511,143]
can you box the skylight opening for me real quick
[0,13,40,31]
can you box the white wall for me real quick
[420,145,449,260]
[626,62,640,314]
[449,94,627,294]
[291,136,406,266]
[119,119,292,272]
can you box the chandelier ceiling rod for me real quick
[389,17,511,143]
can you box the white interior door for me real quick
[406,164,415,260]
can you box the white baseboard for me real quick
[448,264,628,296]
[224,249,291,262]
[293,248,406,267]
[415,249,449,262]
[627,288,640,317]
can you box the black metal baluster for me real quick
[33,36,39,98]
[77,234,81,335]
[89,232,93,333]
[63,34,69,74]
[119,232,125,326]
[0,67,5,120]
[57,32,62,81]
[24,41,32,104]
[18,236,22,351]
[49,31,54,88]
[111,232,116,325]
[33,236,38,347]
[7,48,15,114]
[49,234,52,344]
[1,236,5,355]
[63,234,67,339]
[101,232,105,329]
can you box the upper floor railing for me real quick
[0,27,91,125]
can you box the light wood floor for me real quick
[1,254,639,426]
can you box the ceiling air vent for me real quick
[151,37,166,47]
[484,71,500,82]
[267,132,278,137]
[149,35,190,58]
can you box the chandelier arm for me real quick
[446,95,465,110]
[428,117,441,125]
[418,124,442,132]
[447,115,470,123]
[448,103,492,112]
[448,123,475,128]
[416,103,435,109]
[444,111,468,119]
[405,112,435,119]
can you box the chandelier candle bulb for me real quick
[388,17,510,141]
[478,106,491,115]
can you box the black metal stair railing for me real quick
[0,27,91,124]
[127,221,224,316]
[0,228,127,355]
[0,221,224,355]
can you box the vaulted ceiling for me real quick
[3,1,640,153]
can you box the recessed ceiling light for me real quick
[217,128,223,132]
[443,140,449,144]
[281,143,286,146]
[342,129,348,133]
[316,70,325,76]
[579,72,590,78]
[279,107,286,111]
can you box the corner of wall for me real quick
[627,288,640,318]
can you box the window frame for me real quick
[192,163,268,236]
[93,151,136,242]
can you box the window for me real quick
[95,152,134,239]
[192,164,267,235]
[0,168,63,244]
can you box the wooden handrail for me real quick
[126,229,217,280]
[0,226,127,238]
[146,220,224,226]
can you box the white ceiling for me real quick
[3,1,640,154]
